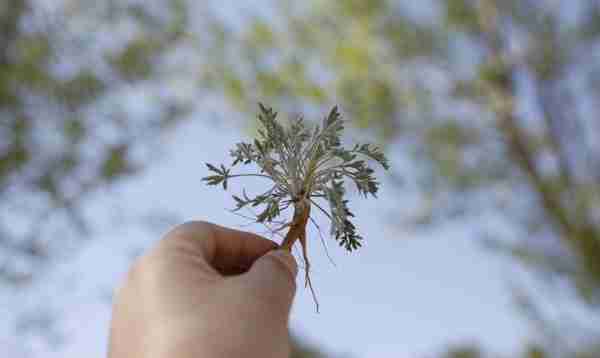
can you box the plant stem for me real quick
[280,200,311,250]
[228,173,274,180]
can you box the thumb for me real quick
[241,249,298,313]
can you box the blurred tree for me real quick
[432,342,600,357]
[437,343,485,358]
[290,335,346,358]
[0,0,191,286]
[201,0,600,355]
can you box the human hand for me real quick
[108,221,298,358]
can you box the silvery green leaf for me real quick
[203,103,388,252]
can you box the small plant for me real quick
[203,103,389,310]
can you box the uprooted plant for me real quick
[202,103,389,310]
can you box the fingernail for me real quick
[268,249,298,279]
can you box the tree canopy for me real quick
[1,0,190,285]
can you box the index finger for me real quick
[161,221,278,275]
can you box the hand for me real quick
[108,221,298,358]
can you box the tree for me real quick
[201,0,600,354]
[432,342,600,357]
[1,0,190,286]
[290,335,348,358]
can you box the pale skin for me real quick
[108,221,298,358]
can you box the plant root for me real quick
[280,201,319,312]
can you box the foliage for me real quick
[202,0,600,354]
[290,335,347,358]
[0,0,190,285]
[203,103,388,252]
[432,342,600,358]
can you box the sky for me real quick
[5,110,533,358]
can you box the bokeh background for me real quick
[3,0,600,357]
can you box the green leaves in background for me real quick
[0,0,191,285]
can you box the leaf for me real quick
[206,163,221,173]
[356,143,390,170]
[100,145,134,179]
[202,175,224,186]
